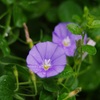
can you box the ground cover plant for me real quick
[0,0,100,100]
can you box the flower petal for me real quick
[53,65,65,73]
[35,42,47,60]
[36,70,47,78]
[45,42,58,59]
[52,22,83,57]
[46,68,58,77]
[71,34,82,41]
[51,46,65,61]
[52,54,66,66]
[26,42,67,78]
[27,65,40,73]
[53,23,68,38]
[26,55,39,66]
[52,33,62,45]
[29,46,43,63]
[64,41,76,56]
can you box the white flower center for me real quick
[62,37,71,47]
[43,59,51,70]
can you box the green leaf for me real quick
[89,28,100,47]
[64,76,78,90]
[19,0,39,11]
[45,7,58,22]
[0,75,15,100]
[1,0,15,5]
[78,49,100,91]
[30,0,50,18]
[39,90,54,100]
[58,1,82,22]
[0,56,25,66]
[57,93,68,100]
[67,23,82,35]
[43,78,58,92]
[57,92,76,100]
[72,15,81,23]
[16,65,29,81]
[70,78,78,90]
[0,56,29,80]
[0,35,10,56]
[3,64,29,80]
[78,61,100,91]
[83,6,89,18]
[56,65,74,78]
[89,20,100,28]
[82,45,97,55]
[7,29,19,44]
[13,5,27,27]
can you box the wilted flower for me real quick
[26,42,67,78]
[52,23,82,56]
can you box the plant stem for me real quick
[14,94,24,100]
[18,93,35,97]
[30,70,37,96]
[59,83,70,92]
[19,81,30,85]
[13,66,19,92]
[8,55,26,62]
[0,11,8,20]
[3,8,12,37]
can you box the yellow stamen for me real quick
[62,37,71,47]
[43,59,51,71]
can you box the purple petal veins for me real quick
[26,42,67,78]
[52,22,82,56]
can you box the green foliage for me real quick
[45,7,58,22]
[7,29,19,44]
[89,20,100,28]
[28,0,50,18]
[13,4,27,27]
[79,56,100,91]
[1,0,15,5]
[43,79,58,92]
[57,93,68,100]
[0,0,100,100]
[56,65,74,78]
[58,1,82,22]
[19,0,39,11]
[0,56,25,66]
[58,93,76,100]
[0,35,10,56]
[82,45,97,55]
[0,75,15,100]
[67,23,82,35]
[39,90,54,100]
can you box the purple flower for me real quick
[52,23,82,56]
[26,42,67,78]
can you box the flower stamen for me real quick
[62,37,71,47]
[43,59,51,71]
